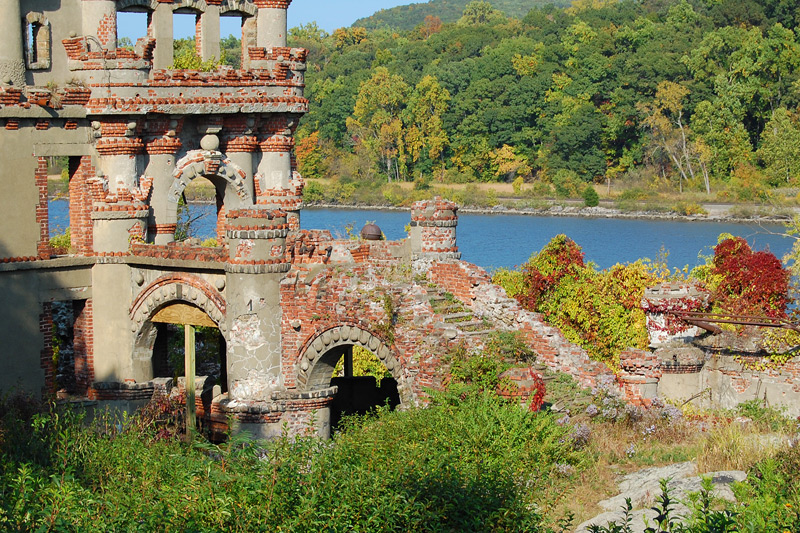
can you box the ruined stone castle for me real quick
[1,0,798,439]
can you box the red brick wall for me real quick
[73,299,94,395]
[35,157,51,259]
[69,157,96,255]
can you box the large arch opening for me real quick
[168,152,253,244]
[130,275,228,437]
[298,326,403,432]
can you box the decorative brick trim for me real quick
[96,137,144,155]
[253,0,291,8]
[145,137,182,155]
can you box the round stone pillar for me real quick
[0,0,25,87]
[144,132,183,245]
[221,116,259,201]
[257,137,293,192]
[82,0,118,49]
[95,134,144,195]
[254,0,291,49]
[224,208,290,402]
[410,197,461,260]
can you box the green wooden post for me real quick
[185,324,196,433]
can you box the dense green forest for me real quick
[354,0,572,31]
[279,0,800,205]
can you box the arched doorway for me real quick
[130,275,227,434]
[297,326,405,431]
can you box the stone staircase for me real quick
[427,288,494,338]
[425,286,592,412]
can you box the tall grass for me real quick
[0,393,580,532]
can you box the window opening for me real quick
[25,13,51,69]
[172,11,201,68]
[220,16,243,68]
[117,11,149,50]
[178,177,217,243]
[329,345,400,431]
[48,156,70,255]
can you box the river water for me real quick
[49,201,794,271]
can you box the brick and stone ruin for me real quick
[1,0,797,439]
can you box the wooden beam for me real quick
[151,303,217,328]
[185,324,196,434]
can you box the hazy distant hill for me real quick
[354,0,573,30]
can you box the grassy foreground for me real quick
[1,381,798,532]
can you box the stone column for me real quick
[82,0,117,50]
[221,115,258,201]
[254,0,291,49]
[224,209,290,403]
[256,115,293,193]
[151,0,174,69]
[94,120,143,195]
[199,0,221,63]
[144,117,184,245]
[410,197,461,260]
[0,0,25,87]
[93,120,149,254]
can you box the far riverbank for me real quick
[306,200,799,225]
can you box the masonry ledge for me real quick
[0,106,87,118]
[118,255,227,273]
[0,256,95,272]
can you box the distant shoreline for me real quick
[303,202,795,226]
[47,196,794,226]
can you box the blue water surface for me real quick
[49,200,793,271]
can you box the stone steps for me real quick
[442,312,473,321]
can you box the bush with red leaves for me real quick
[710,237,790,318]
[518,234,585,310]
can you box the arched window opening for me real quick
[25,12,51,70]
[173,10,202,68]
[177,176,222,244]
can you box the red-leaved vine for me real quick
[710,237,790,318]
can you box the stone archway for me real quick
[117,0,159,12]
[220,0,257,16]
[296,325,411,407]
[129,274,227,383]
[169,151,252,208]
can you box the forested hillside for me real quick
[287,0,800,204]
[354,0,571,31]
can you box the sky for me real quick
[117,0,427,42]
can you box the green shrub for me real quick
[0,393,581,532]
[303,180,325,202]
[50,227,71,255]
[582,185,600,207]
[552,169,581,199]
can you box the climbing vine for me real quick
[497,235,671,366]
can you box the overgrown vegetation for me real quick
[1,359,797,531]
[494,232,793,367]
[0,392,580,532]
